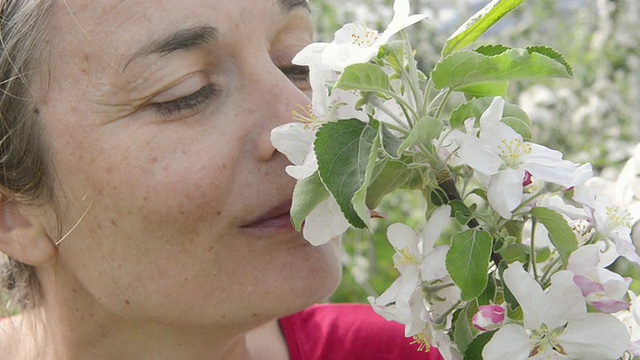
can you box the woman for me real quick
[0,0,442,358]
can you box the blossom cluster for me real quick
[271,0,640,359]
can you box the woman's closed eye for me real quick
[281,64,310,89]
[151,84,219,118]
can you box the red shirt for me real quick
[279,304,443,360]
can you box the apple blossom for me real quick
[616,292,640,356]
[270,122,318,180]
[298,0,427,72]
[292,43,368,124]
[368,206,459,340]
[454,96,592,219]
[412,323,462,360]
[482,262,629,360]
[573,183,640,265]
[388,206,452,282]
[567,244,631,313]
[368,271,428,337]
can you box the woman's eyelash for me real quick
[150,65,306,118]
[152,85,218,118]
[281,65,310,84]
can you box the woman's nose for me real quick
[251,63,311,162]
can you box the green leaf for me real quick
[443,0,525,56]
[450,98,494,128]
[446,230,493,301]
[315,119,379,229]
[450,199,474,226]
[398,116,444,153]
[365,159,411,208]
[531,207,579,266]
[527,45,573,77]
[458,82,509,98]
[452,307,475,355]
[499,243,529,263]
[475,44,511,56]
[504,220,524,242]
[502,105,532,140]
[470,188,487,201]
[535,246,551,263]
[449,97,532,140]
[380,123,402,158]
[290,172,329,230]
[432,48,573,92]
[430,188,449,206]
[463,331,496,360]
[352,126,381,227]
[477,274,497,306]
[502,116,531,140]
[334,63,390,92]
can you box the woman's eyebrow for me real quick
[278,0,309,12]
[124,25,219,70]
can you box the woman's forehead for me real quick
[53,0,307,25]
[39,0,312,115]
[46,0,307,74]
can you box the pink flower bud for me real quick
[472,305,505,332]
[522,171,533,187]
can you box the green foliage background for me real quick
[306,0,640,303]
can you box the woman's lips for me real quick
[240,201,295,230]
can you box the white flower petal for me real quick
[292,42,329,66]
[369,271,427,337]
[526,158,591,188]
[378,15,428,44]
[420,205,451,249]
[478,97,505,134]
[392,0,411,18]
[419,245,449,281]
[285,151,318,180]
[456,134,502,175]
[302,197,349,246]
[540,195,589,220]
[270,123,315,165]
[567,244,602,273]
[387,222,420,255]
[487,168,525,219]
[503,262,545,329]
[482,324,530,360]
[430,326,463,360]
[321,41,379,71]
[559,313,630,360]
[428,284,461,320]
[375,0,428,44]
[543,270,586,328]
[613,236,640,265]
[521,142,564,165]
[573,184,597,208]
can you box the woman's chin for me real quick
[285,241,342,305]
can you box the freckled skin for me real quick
[13,0,342,358]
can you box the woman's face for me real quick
[37,0,340,327]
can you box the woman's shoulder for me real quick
[279,303,442,360]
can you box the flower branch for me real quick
[271,0,640,358]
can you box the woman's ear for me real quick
[0,197,57,266]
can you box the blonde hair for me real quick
[0,0,54,315]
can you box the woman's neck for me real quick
[2,306,289,360]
